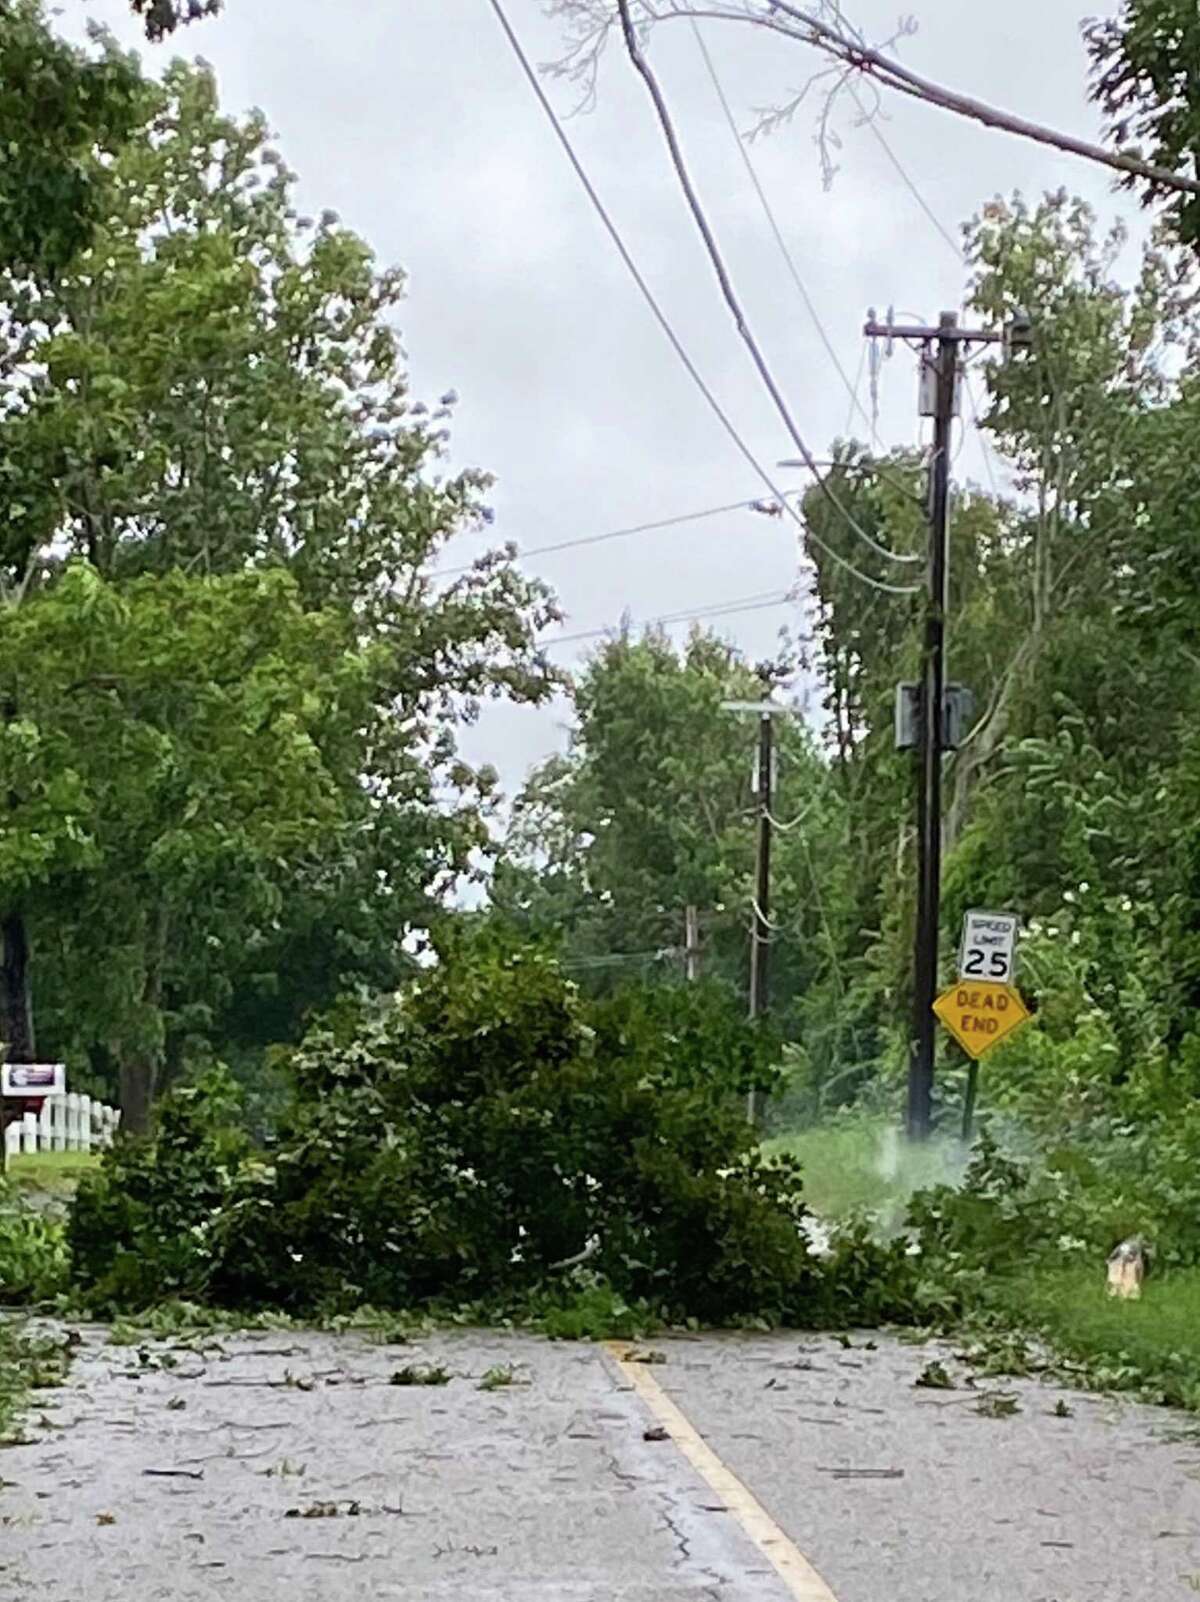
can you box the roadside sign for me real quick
[958,909,1019,984]
[2,1063,66,1097]
[933,982,1031,1060]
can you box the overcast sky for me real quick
[71,0,1137,798]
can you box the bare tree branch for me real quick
[545,0,1200,200]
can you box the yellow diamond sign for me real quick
[933,980,1031,1060]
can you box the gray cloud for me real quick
[69,0,1135,797]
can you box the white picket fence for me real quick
[4,1094,121,1158]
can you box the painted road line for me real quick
[606,1342,841,1602]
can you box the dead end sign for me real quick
[933,981,1031,1060]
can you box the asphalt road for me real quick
[2,1325,1198,1601]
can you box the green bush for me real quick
[68,933,867,1324]
[0,1189,68,1304]
[69,1064,256,1309]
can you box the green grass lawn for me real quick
[765,1118,967,1227]
[770,1122,1200,1407]
[5,1150,100,1196]
[993,1265,1200,1407]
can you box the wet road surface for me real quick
[3,1326,1199,1601]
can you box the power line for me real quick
[843,341,869,441]
[689,17,882,451]
[432,494,788,581]
[614,0,920,571]
[850,90,1003,498]
[484,0,919,599]
[540,587,800,650]
[436,454,921,583]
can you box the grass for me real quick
[6,1150,100,1197]
[769,1121,1200,1412]
[765,1118,967,1227]
[992,1266,1200,1409]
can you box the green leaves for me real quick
[66,931,834,1323]
[0,3,146,280]
[1087,1,1200,247]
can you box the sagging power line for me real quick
[485,0,920,599]
[614,0,919,570]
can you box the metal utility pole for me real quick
[864,309,1024,1140]
[910,311,956,1142]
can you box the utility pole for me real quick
[748,704,774,1049]
[684,904,701,981]
[864,308,1026,1140]
[722,695,791,1126]
[911,311,956,1143]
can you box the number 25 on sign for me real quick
[933,981,1031,1060]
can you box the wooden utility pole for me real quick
[684,904,701,981]
[747,707,774,1044]
[864,309,1022,1139]
[722,695,792,1126]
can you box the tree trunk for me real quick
[117,901,170,1137]
[118,1059,157,1138]
[0,911,36,1062]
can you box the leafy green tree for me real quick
[793,191,1200,1126]
[1088,0,1200,247]
[0,563,381,1128]
[0,2,144,279]
[494,627,864,1103]
[0,56,558,1121]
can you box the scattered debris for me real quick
[389,1364,452,1387]
[96,1512,116,1526]
[817,1466,904,1480]
[1052,1399,1073,1419]
[143,1467,205,1481]
[643,1425,670,1442]
[625,1349,667,1366]
[915,1360,955,1391]
[477,1364,529,1392]
[285,1500,362,1519]
[166,1397,187,1412]
[433,1541,498,1559]
[974,1392,1021,1419]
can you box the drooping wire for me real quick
[540,586,801,650]
[432,494,789,581]
[689,16,883,452]
[486,0,918,598]
[613,0,920,570]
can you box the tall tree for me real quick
[0,55,558,1123]
[1087,0,1200,247]
[495,627,859,1099]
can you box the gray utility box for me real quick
[895,683,976,752]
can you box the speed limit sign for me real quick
[958,910,1019,984]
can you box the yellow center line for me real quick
[605,1342,841,1602]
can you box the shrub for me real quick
[0,1189,68,1304]
[67,932,843,1324]
[68,1065,256,1309]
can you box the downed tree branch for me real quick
[568,1,1200,200]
